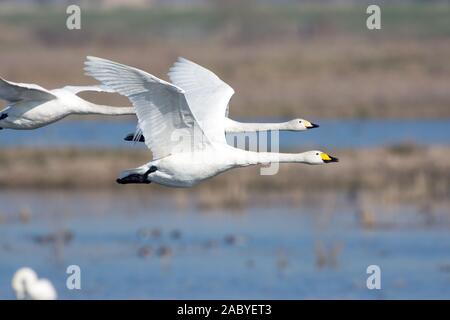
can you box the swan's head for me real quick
[11,267,38,299]
[303,151,339,165]
[287,119,319,131]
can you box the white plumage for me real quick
[0,78,135,130]
[123,58,318,142]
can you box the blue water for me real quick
[0,191,450,299]
[0,118,449,149]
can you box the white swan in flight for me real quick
[122,59,318,142]
[11,267,57,300]
[85,56,338,188]
[0,78,135,130]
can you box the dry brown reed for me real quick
[0,145,448,207]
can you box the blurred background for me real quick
[0,0,450,299]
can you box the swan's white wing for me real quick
[62,85,115,94]
[0,78,56,103]
[84,56,210,159]
[168,57,234,143]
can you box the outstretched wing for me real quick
[84,56,210,159]
[62,85,116,95]
[168,57,234,144]
[0,78,56,103]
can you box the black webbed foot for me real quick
[116,174,151,184]
[116,166,158,185]
[124,133,145,142]
[145,166,158,175]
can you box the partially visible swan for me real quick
[222,117,319,133]
[122,60,318,142]
[0,77,134,130]
[85,56,338,188]
[11,267,57,300]
[124,117,319,142]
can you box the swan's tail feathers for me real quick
[0,78,56,103]
[116,166,157,185]
[124,133,145,143]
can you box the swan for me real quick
[11,267,57,300]
[85,56,338,188]
[124,117,319,142]
[0,77,134,130]
[122,62,318,142]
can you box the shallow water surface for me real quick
[1,118,449,149]
[0,191,450,299]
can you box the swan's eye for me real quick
[299,121,302,123]
[316,153,319,155]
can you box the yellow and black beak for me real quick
[305,120,320,129]
[320,152,339,163]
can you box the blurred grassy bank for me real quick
[0,144,448,207]
[1,4,450,118]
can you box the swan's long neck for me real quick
[231,149,307,167]
[224,118,288,133]
[74,102,135,115]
